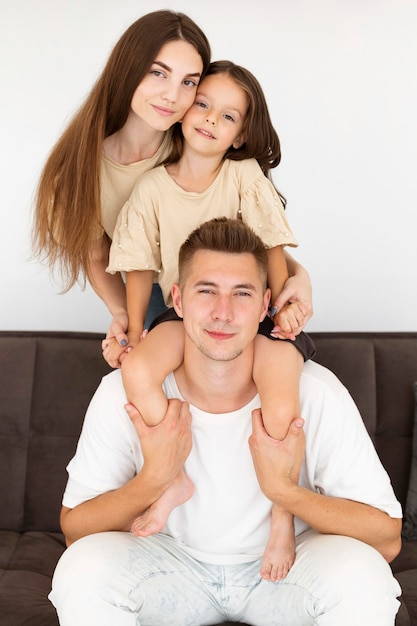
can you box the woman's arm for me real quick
[88,236,128,345]
[102,269,154,367]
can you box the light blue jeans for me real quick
[49,530,401,625]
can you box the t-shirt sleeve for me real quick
[301,364,402,519]
[62,372,142,509]
[238,160,298,249]
[106,180,162,274]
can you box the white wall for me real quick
[2,0,416,333]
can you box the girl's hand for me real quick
[101,312,129,352]
[270,301,308,340]
[273,274,313,329]
[102,336,129,369]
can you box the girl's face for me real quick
[181,73,248,156]
[130,40,204,131]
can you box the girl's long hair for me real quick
[33,10,210,290]
[165,60,283,186]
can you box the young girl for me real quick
[107,60,315,582]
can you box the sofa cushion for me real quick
[0,531,65,626]
[402,382,417,541]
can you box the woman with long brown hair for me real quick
[33,10,211,345]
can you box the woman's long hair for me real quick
[33,10,211,290]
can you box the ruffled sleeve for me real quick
[106,181,161,275]
[238,160,298,249]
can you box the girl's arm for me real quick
[125,270,155,345]
[267,246,304,337]
[267,246,289,305]
[275,250,313,328]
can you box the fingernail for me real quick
[270,306,278,317]
[120,339,127,347]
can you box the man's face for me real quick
[172,249,270,362]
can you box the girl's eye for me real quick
[195,100,208,109]
[224,113,235,122]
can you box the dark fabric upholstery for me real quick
[402,382,417,540]
[0,330,416,625]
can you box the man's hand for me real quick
[248,409,305,504]
[125,399,192,490]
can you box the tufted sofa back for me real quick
[0,332,111,532]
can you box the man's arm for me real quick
[249,410,402,563]
[61,399,192,546]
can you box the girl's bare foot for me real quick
[260,535,295,581]
[260,505,295,581]
[131,470,194,537]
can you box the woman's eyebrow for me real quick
[153,59,201,78]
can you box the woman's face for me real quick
[131,40,204,131]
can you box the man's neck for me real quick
[173,345,257,414]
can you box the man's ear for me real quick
[259,288,271,322]
[171,284,184,318]
[232,133,246,149]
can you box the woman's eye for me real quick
[151,70,165,78]
[183,79,198,88]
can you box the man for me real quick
[50,217,402,625]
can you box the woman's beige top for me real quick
[99,131,172,239]
[108,158,298,307]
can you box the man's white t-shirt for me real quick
[63,361,402,565]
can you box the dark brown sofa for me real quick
[1,330,416,625]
